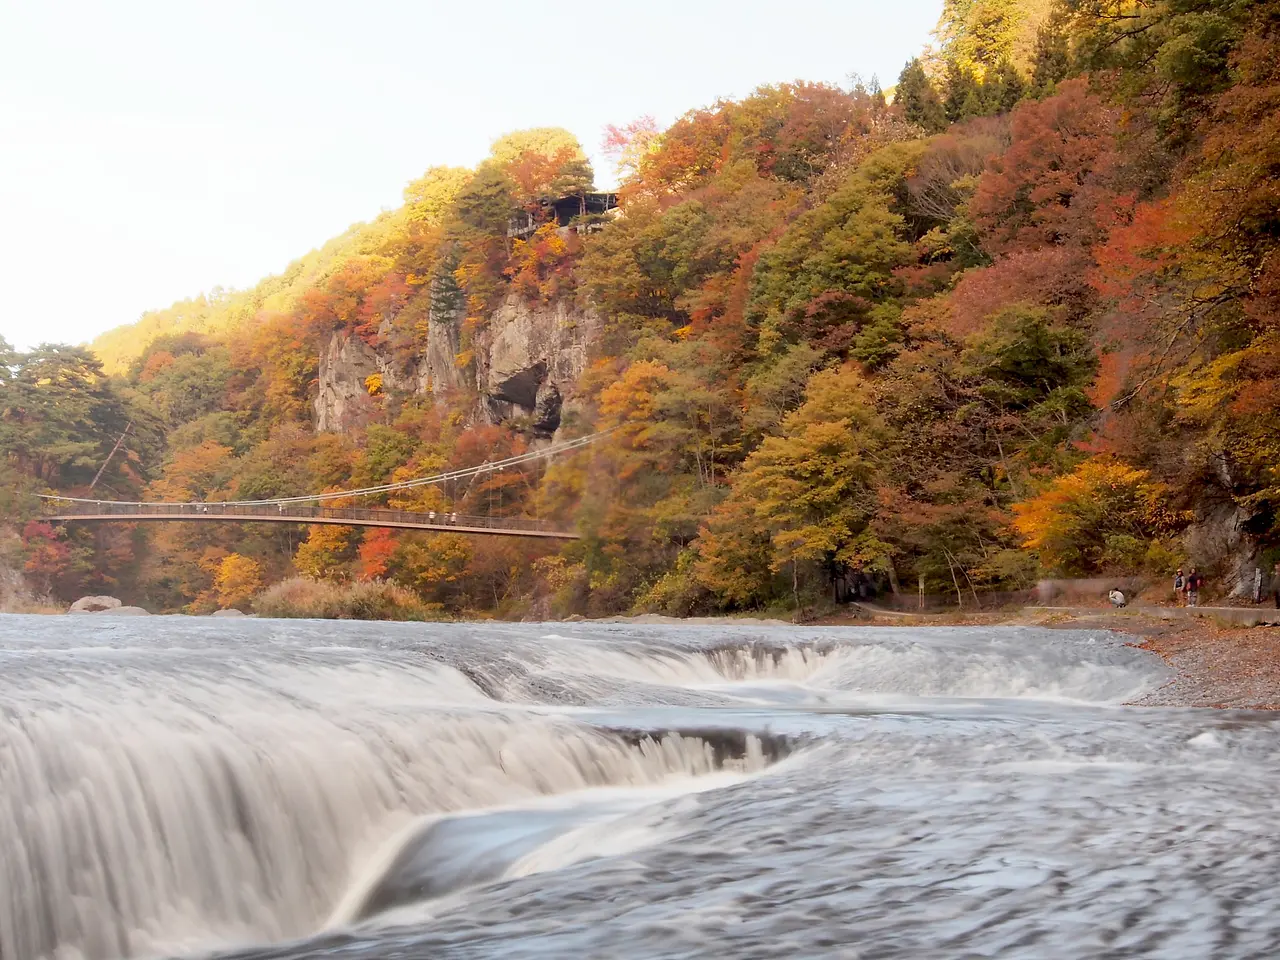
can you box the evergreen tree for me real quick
[943,61,984,122]
[1029,17,1071,97]
[0,344,158,489]
[896,58,948,133]
[985,57,1027,112]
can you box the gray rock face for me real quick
[1185,502,1260,599]
[314,334,380,433]
[314,331,425,434]
[475,294,598,437]
[314,289,598,438]
[532,381,563,436]
[423,275,468,398]
[69,596,122,613]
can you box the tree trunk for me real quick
[792,559,801,623]
[944,552,963,609]
[962,565,982,609]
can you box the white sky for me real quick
[0,0,941,350]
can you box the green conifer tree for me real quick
[943,62,983,122]
[1029,17,1071,97]
[896,59,948,133]
[985,57,1027,112]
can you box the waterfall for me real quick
[0,651,768,960]
[0,615,1169,960]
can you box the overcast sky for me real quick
[0,0,941,350]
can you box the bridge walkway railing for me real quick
[44,501,570,536]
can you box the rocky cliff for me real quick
[422,276,468,400]
[315,289,600,437]
[314,333,403,433]
[1185,501,1264,600]
[473,295,598,435]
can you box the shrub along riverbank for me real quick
[252,578,445,621]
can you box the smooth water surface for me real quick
[1,615,1276,959]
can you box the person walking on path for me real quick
[1185,568,1205,607]
[1173,568,1185,605]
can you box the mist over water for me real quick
[2,616,1278,959]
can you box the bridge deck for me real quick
[46,504,580,540]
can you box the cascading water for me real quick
[0,621,776,960]
[3,615,1279,959]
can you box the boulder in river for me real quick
[99,606,151,616]
[68,596,122,614]
[211,608,247,618]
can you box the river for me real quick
[1,615,1278,959]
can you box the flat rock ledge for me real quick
[68,596,150,615]
[69,596,123,613]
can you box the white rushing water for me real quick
[1,616,1278,959]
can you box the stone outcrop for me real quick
[0,555,58,614]
[314,288,599,439]
[422,276,469,398]
[69,596,122,613]
[314,331,423,434]
[1185,502,1261,599]
[314,334,381,433]
[474,294,598,436]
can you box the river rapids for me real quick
[1,615,1278,959]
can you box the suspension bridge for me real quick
[42,432,607,540]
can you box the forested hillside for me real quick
[4,0,1278,617]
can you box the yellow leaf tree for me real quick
[294,525,357,580]
[696,366,889,610]
[214,553,264,610]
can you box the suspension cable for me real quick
[40,429,611,507]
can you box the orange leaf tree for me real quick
[1013,458,1187,575]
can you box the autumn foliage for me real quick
[5,0,1278,615]
[214,554,264,610]
[1013,459,1181,575]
